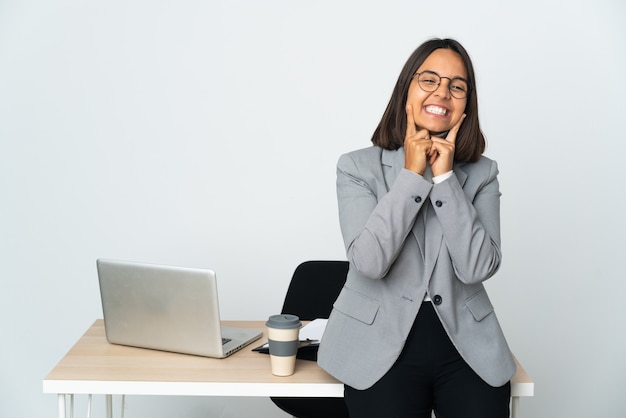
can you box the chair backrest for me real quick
[280,260,349,321]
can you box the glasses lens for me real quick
[417,72,440,92]
[449,79,469,99]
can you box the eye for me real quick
[450,84,466,93]
[418,72,440,88]
[450,79,468,93]
[421,75,438,84]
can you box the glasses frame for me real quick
[412,70,472,99]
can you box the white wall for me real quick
[1,1,624,417]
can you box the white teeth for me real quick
[425,105,447,116]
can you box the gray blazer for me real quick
[317,146,516,390]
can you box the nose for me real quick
[434,77,451,99]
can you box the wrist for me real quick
[432,170,453,184]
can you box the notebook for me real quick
[96,259,262,358]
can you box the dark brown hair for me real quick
[371,38,485,162]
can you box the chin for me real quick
[426,125,452,135]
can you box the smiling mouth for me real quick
[425,105,448,116]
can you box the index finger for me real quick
[405,105,417,137]
[446,113,466,144]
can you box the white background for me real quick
[1,0,625,417]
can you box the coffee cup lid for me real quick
[266,314,301,329]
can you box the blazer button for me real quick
[435,200,443,207]
[414,196,422,203]
[433,295,443,305]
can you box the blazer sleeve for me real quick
[336,152,433,279]
[430,159,502,284]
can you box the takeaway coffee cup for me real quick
[265,314,302,376]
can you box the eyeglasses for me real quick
[412,70,471,99]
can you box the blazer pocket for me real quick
[333,287,380,325]
[465,290,494,322]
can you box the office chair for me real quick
[270,260,350,418]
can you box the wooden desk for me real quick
[44,320,533,418]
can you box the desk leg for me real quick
[511,396,520,418]
[57,394,65,418]
[106,395,112,418]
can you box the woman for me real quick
[318,38,516,417]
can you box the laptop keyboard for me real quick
[222,338,232,345]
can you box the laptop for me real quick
[96,259,262,358]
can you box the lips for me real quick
[424,105,448,117]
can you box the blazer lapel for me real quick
[423,205,442,276]
[381,148,405,192]
[454,162,468,188]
